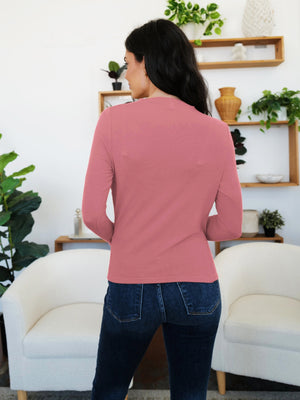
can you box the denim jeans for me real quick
[91,280,221,400]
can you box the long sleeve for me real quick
[82,108,114,243]
[206,126,243,241]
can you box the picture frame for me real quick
[98,90,134,114]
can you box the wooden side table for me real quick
[54,235,106,252]
[215,233,284,256]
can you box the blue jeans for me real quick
[91,281,221,400]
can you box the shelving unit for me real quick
[190,36,284,69]
[228,121,299,187]
[98,90,132,114]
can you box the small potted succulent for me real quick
[231,128,247,165]
[102,61,127,90]
[164,0,224,44]
[248,88,300,132]
[259,209,285,237]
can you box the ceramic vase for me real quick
[242,210,259,238]
[215,87,241,123]
[242,0,274,37]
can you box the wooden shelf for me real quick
[191,36,284,69]
[227,121,299,187]
[215,234,284,255]
[98,90,132,114]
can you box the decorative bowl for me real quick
[256,174,284,184]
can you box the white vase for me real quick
[241,209,259,238]
[242,0,274,37]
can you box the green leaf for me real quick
[7,191,41,215]
[0,211,11,226]
[8,213,34,244]
[0,151,18,174]
[210,11,220,19]
[108,61,120,72]
[214,27,221,35]
[0,266,12,282]
[0,176,23,195]
[0,283,9,296]
[207,3,218,12]
[9,165,35,178]
[0,254,10,261]
[165,9,171,16]
[13,241,49,270]
[187,2,192,9]
[194,39,202,46]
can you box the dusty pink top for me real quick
[82,97,242,283]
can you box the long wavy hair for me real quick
[125,19,210,115]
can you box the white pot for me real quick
[242,209,259,238]
[181,23,205,41]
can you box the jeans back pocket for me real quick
[105,282,143,322]
[177,281,221,315]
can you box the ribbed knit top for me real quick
[82,97,242,283]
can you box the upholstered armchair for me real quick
[2,248,130,400]
[211,242,300,394]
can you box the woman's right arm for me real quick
[206,127,243,241]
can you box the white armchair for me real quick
[211,242,300,394]
[2,248,131,400]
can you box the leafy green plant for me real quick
[248,88,300,132]
[0,134,49,295]
[102,61,127,82]
[164,0,224,43]
[230,128,247,165]
[259,209,285,230]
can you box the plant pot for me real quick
[112,82,122,91]
[215,87,242,123]
[264,227,276,237]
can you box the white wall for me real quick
[0,0,299,255]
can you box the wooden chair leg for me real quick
[216,370,226,395]
[17,391,27,400]
[125,395,128,400]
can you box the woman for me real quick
[82,19,242,400]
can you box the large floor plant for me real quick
[0,134,49,296]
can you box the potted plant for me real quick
[0,133,49,296]
[231,128,247,165]
[248,88,300,132]
[259,209,285,237]
[102,61,127,90]
[164,1,224,44]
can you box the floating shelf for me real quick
[226,121,299,187]
[191,36,284,69]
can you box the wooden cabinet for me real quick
[190,36,284,69]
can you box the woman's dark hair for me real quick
[125,19,210,115]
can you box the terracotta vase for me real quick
[215,87,241,123]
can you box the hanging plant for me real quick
[164,1,224,45]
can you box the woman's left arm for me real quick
[82,109,114,243]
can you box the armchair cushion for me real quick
[225,294,300,352]
[23,303,103,358]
